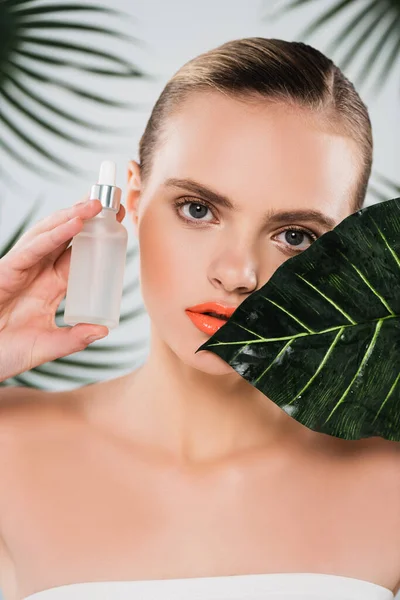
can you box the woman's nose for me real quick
[208,251,258,295]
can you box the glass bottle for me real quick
[63,160,128,330]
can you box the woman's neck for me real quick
[94,336,299,465]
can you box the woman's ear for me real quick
[126,160,141,233]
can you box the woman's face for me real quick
[127,92,360,375]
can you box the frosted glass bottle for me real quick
[64,161,128,330]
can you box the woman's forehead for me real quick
[149,92,358,217]
[158,93,353,169]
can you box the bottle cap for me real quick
[89,160,122,212]
[98,160,116,186]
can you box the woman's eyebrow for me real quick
[164,177,337,230]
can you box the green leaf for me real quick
[326,1,389,73]
[0,0,149,176]
[7,59,133,107]
[0,197,43,258]
[0,138,56,180]
[1,105,84,174]
[14,48,144,77]
[9,3,124,19]
[16,20,138,44]
[16,36,147,73]
[196,197,400,442]
[2,71,127,133]
[369,173,400,203]
[273,0,400,96]
[1,85,95,147]
[295,0,356,40]
[323,0,379,58]
[366,14,400,94]
[353,12,400,91]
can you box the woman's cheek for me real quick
[138,210,196,309]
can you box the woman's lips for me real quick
[185,310,228,335]
[185,302,237,335]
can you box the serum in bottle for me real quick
[64,160,128,330]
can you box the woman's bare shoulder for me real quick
[339,434,400,493]
[0,384,69,412]
[0,376,127,443]
[355,434,400,465]
[0,385,85,447]
[0,385,53,422]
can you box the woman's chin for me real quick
[188,346,239,376]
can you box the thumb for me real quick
[34,324,109,365]
[70,323,110,346]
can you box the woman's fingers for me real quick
[51,202,126,270]
[4,201,100,272]
[5,200,127,276]
[17,198,102,247]
[4,217,86,275]
[116,203,126,222]
[53,203,127,282]
[22,200,125,247]
[27,323,110,371]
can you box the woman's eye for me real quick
[174,200,317,250]
[176,200,215,223]
[276,228,317,250]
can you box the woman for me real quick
[0,38,398,600]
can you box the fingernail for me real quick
[86,333,106,343]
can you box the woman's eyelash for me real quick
[172,198,318,246]
[277,225,318,245]
[173,198,216,224]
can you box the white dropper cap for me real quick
[90,159,121,211]
[98,160,116,186]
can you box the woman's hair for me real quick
[138,37,372,213]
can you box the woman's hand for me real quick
[0,197,126,382]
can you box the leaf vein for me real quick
[287,327,345,406]
[296,274,356,324]
[253,339,293,385]
[370,217,400,271]
[260,296,314,333]
[325,319,383,422]
[339,251,395,316]
[372,372,400,423]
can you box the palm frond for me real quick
[324,0,390,72]
[0,0,152,176]
[3,70,127,133]
[0,138,55,180]
[267,0,400,95]
[0,197,43,256]
[368,172,400,203]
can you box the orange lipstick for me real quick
[185,302,237,335]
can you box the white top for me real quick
[22,573,394,600]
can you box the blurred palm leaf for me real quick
[368,172,400,203]
[0,0,152,177]
[0,199,147,390]
[267,0,400,94]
